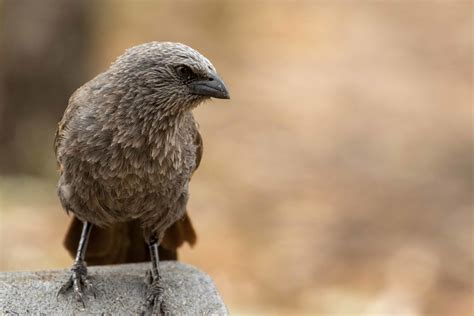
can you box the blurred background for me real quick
[0,1,472,315]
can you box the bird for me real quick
[54,41,230,314]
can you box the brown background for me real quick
[0,1,472,315]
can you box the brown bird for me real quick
[54,42,229,313]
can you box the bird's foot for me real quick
[140,270,169,316]
[57,260,96,307]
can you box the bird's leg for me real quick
[58,221,95,307]
[141,236,169,315]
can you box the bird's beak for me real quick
[188,74,230,99]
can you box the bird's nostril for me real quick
[208,77,214,81]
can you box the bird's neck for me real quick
[100,78,197,158]
[109,99,195,154]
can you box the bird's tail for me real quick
[63,214,197,265]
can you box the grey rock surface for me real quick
[0,262,228,315]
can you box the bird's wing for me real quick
[160,129,201,250]
[193,129,203,172]
[54,87,84,169]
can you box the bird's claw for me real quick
[57,261,96,307]
[140,273,169,316]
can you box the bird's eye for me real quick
[175,65,196,82]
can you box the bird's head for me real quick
[110,42,229,114]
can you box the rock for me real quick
[0,262,228,315]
